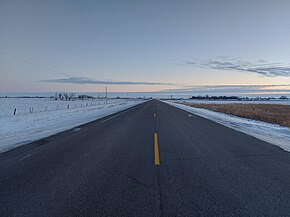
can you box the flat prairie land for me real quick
[179,103,290,128]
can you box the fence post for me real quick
[13,108,16,115]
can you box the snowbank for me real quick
[165,101,290,152]
[0,98,144,153]
[172,99,290,105]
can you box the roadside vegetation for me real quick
[180,103,290,128]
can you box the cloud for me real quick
[184,58,290,77]
[162,84,290,94]
[40,76,175,86]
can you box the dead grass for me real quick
[179,103,290,128]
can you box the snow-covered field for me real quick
[171,99,290,105]
[0,98,144,153]
[165,101,290,152]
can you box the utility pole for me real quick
[105,87,108,104]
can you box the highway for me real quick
[1,100,290,216]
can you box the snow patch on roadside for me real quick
[0,99,144,153]
[172,99,290,105]
[165,101,290,152]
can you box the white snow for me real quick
[172,99,290,105]
[0,98,144,153]
[165,101,290,152]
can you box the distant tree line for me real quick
[191,95,241,100]
[190,95,288,100]
[53,93,97,100]
[54,92,75,100]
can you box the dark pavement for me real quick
[1,100,290,216]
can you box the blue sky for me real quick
[1,0,290,94]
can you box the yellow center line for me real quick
[154,133,160,166]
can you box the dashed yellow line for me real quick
[154,133,160,166]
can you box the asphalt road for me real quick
[1,100,290,217]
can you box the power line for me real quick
[0,50,70,77]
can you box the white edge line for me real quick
[100,103,141,123]
[19,151,37,161]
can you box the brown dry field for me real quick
[179,103,290,128]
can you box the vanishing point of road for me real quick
[1,100,290,216]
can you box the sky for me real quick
[1,0,290,95]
